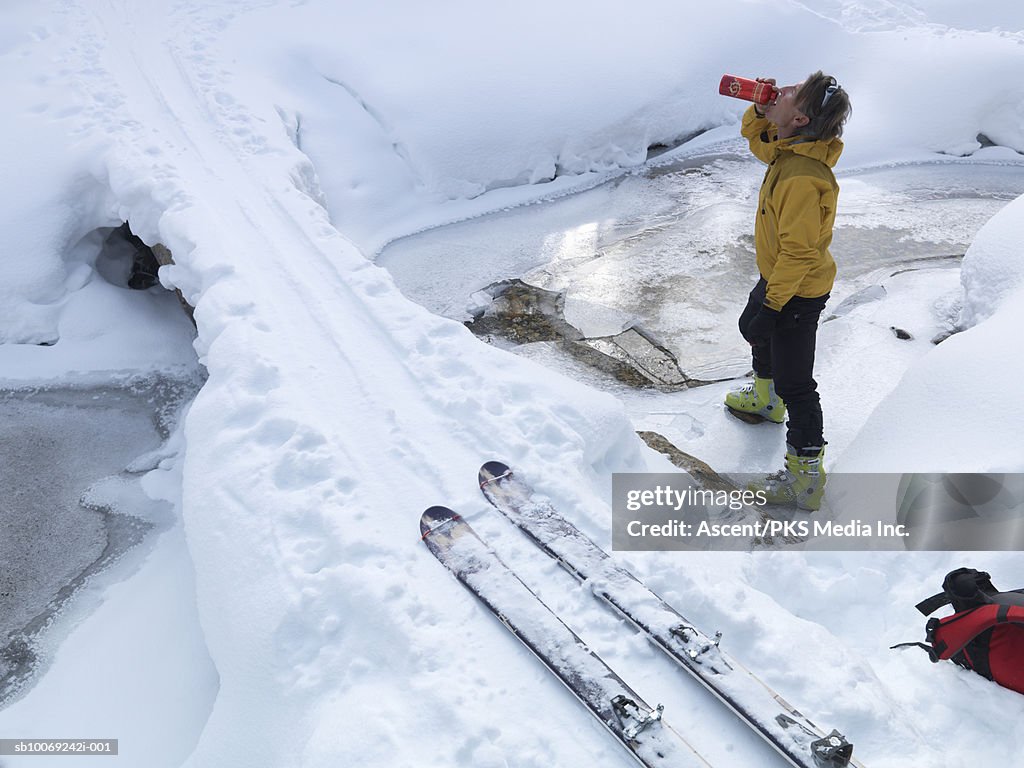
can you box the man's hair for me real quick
[795,71,851,141]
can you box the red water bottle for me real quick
[719,74,777,105]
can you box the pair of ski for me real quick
[421,461,862,768]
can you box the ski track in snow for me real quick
[9,2,654,766]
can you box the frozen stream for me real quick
[379,152,1024,469]
[381,153,1024,380]
[0,375,201,707]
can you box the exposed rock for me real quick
[466,279,703,390]
[637,430,737,494]
[891,326,913,340]
[636,430,804,547]
[116,223,196,326]
[465,279,580,344]
[151,242,195,326]
[569,329,688,391]
[976,133,998,149]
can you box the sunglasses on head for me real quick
[821,78,840,109]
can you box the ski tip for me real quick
[420,505,460,540]
[479,461,512,487]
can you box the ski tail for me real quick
[420,505,713,768]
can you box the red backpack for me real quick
[894,568,1024,694]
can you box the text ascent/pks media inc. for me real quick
[625,519,910,539]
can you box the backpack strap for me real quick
[915,592,952,616]
[890,641,937,658]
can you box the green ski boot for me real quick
[725,376,786,424]
[748,445,826,511]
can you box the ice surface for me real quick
[0,376,200,705]
[382,156,1023,381]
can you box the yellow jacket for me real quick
[741,105,842,310]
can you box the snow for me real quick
[836,175,1024,473]
[959,192,1024,327]
[835,293,1024,472]
[1,1,1023,768]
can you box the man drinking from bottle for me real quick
[724,72,852,511]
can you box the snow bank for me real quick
[959,192,1024,327]
[836,298,1024,471]
[0,9,658,768]
[202,0,1024,254]
[837,192,1024,472]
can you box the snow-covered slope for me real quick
[1,1,1023,767]
[837,192,1024,472]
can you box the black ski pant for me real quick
[738,278,829,452]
